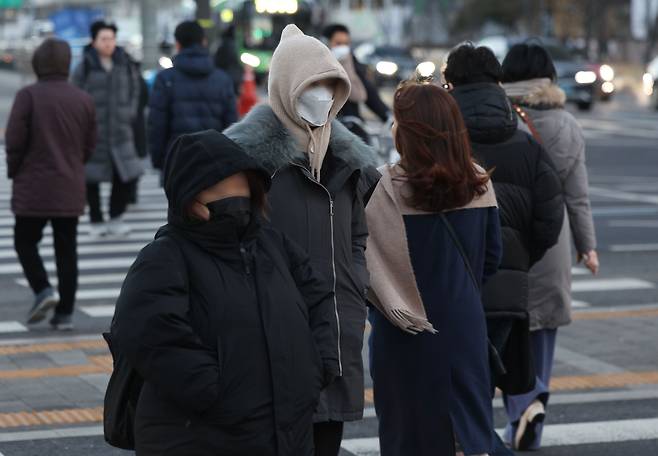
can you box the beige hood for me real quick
[268,24,351,180]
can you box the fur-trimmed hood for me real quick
[503,78,566,109]
[224,103,378,175]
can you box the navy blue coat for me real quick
[147,46,238,169]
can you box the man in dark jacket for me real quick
[322,24,390,144]
[148,20,238,171]
[445,44,564,456]
[73,20,144,238]
[6,38,96,330]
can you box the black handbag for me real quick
[102,331,143,450]
[439,213,507,378]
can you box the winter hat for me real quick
[163,130,271,217]
[32,38,71,79]
[268,24,350,180]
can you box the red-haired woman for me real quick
[365,82,502,456]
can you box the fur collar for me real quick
[224,104,378,174]
[506,83,566,109]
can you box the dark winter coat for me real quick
[452,83,564,314]
[452,83,564,394]
[214,37,243,96]
[5,39,96,217]
[72,45,144,183]
[111,131,339,456]
[225,104,378,422]
[338,56,389,123]
[148,45,238,169]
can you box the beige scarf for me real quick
[366,164,498,334]
[268,25,351,181]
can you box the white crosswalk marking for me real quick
[572,278,655,292]
[0,147,166,325]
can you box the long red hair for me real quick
[393,81,489,212]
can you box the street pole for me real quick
[140,0,159,69]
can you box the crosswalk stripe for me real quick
[74,289,120,301]
[571,300,590,308]
[0,322,28,334]
[0,242,148,259]
[0,210,165,227]
[0,221,163,237]
[0,257,134,275]
[572,278,654,292]
[0,231,156,248]
[610,243,658,252]
[341,418,658,453]
[79,305,116,317]
[16,273,126,287]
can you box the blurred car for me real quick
[644,56,658,110]
[355,44,418,86]
[478,36,616,111]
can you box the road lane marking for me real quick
[571,278,654,292]
[0,221,163,237]
[609,220,658,228]
[610,243,658,252]
[571,300,590,308]
[573,308,658,320]
[0,210,165,227]
[341,418,658,453]
[592,206,658,217]
[554,346,625,374]
[0,425,104,442]
[0,407,103,429]
[0,242,148,259]
[16,273,127,287]
[571,268,589,275]
[0,355,110,379]
[0,322,27,334]
[0,231,156,248]
[0,339,105,355]
[79,305,116,317]
[0,257,135,275]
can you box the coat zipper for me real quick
[289,163,343,376]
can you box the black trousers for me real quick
[86,168,133,223]
[14,216,78,316]
[313,421,344,456]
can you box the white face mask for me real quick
[331,45,351,61]
[297,85,334,127]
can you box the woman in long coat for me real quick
[500,43,599,451]
[111,130,339,455]
[366,81,502,456]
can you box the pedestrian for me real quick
[322,24,391,144]
[225,24,378,456]
[148,20,238,172]
[214,24,244,96]
[110,130,339,456]
[366,80,502,456]
[72,20,144,238]
[444,44,565,455]
[500,43,599,451]
[5,38,96,330]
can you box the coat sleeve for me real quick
[484,206,503,284]
[84,101,97,163]
[563,122,596,254]
[281,234,340,383]
[5,89,32,179]
[355,59,390,122]
[71,62,85,89]
[147,73,170,169]
[220,74,238,129]
[529,142,565,264]
[111,240,220,414]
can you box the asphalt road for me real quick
[0,69,657,455]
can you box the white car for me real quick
[644,56,658,109]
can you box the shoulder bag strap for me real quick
[513,104,543,144]
[440,212,479,292]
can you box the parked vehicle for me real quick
[644,56,658,110]
[355,44,418,86]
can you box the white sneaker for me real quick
[514,399,546,450]
[107,217,131,236]
[88,223,108,240]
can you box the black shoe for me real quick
[49,314,74,331]
[514,400,546,451]
[27,288,59,324]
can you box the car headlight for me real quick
[601,81,615,94]
[575,70,597,84]
[599,64,614,82]
[240,52,261,68]
[416,61,436,78]
[643,72,654,96]
[376,61,398,76]
[158,56,173,69]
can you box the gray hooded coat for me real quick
[72,45,144,183]
[507,83,597,331]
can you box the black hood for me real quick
[173,45,214,76]
[163,130,271,217]
[451,83,518,145]
[32,38,71,79]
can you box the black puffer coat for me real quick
[452,83,564,393]
[111,131,339,455]
[225,104,378,422]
